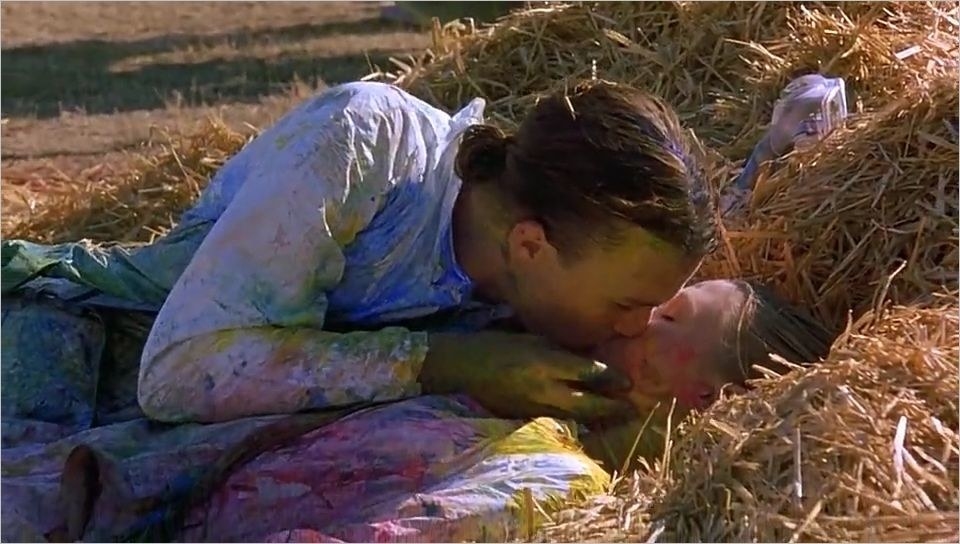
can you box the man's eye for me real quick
[659,314,675,323]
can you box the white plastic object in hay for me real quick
[723,75,849,214]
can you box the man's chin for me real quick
[591,336,631,367]
[552,335,603,353]
[528,324,587,349]
[521,315,609,351]
[561,328,621,352]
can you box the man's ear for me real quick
[505,219,557,266]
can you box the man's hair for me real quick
[455,80,717,258]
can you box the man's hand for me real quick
[419,331,633,421]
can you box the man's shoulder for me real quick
[309,81,444,119]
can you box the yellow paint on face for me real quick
[508,224,699,349]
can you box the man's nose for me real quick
[613,307,653,337]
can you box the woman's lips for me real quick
[593,342,696,413]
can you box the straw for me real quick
[385,1,956,158]
[701,73,959,331]
[542,298,959,542]
[3,118,251,244]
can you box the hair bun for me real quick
[455,124,512,185]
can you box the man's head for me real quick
[454,80,717,349]
[594,279,835,414]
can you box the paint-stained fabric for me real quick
[0,80,765,544]
[3,82,595,542]
[2,82,512,432]
[1,395,609,542]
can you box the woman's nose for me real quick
[655,292,693,322]
[613,306,653,337]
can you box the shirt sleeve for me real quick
[138,83,432,423]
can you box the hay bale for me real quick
[650,298,960,543]
[388,1,955,157]
[3,119,250,244]
[702,71,960,330]
[543,297,960,542]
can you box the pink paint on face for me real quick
[668,344,697,368]
[595,280,747,413]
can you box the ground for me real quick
[1,1,429,219]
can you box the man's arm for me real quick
[139,83,434,423]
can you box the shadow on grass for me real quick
[1,17,419,118]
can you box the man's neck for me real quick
[451,185,511,303]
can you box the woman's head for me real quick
[455,80,717,348]
[595,279,835,414]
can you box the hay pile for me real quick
[702,72,959,330]
[2,120,250,245]
[543,298,959,542]
[388,1,955,157]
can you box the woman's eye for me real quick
[658,313,675,323]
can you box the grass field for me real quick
[1,1,428,211]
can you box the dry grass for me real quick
[1,1,427,118]
[0,79,329,244]
[1,1,430,245]
[385,1,956,157]
[543,298,959,542]
[701,72,960,331]
[2,119,250,244]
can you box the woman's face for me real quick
[503,222,701,350]
[593,280,747,413]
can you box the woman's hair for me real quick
[721,280,835,383]
[454,79,717,258]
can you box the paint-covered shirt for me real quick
[140,81,496,422]
[2,395,609,542]
[2,82,512,425]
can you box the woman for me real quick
[1,279,833,542]
[2,80,715,437]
